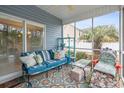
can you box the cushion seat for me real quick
[45,57,67,68]
[27,64,47,75]
[94,61,116,76]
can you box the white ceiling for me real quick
[37,5,120,24]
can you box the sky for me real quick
[76,11,119,30]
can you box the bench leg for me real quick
[58,66,60,72]
[46,72,48,78]
[26,75,32,88]
[22,71,26,83]
[58,66,62,72]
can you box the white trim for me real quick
[91,17,94,61]
[43,25,46,50]
[122,51,124,54]
[65,47,120,52]
[120,6,124,80]
[0,12,45,28]
[74,22,76,58]
[0,12,23,22]
[122,77,124,83]
[26,20,45,28]
[0,71,22,84]
[22,21,27,52]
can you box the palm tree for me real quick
[79,25,119,58]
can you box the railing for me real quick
[64,46,120,61]
[64,46,120,52]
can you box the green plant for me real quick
[65,50,74,57]
[76,51,88,61]
[65,50,88,61]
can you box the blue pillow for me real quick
[48,49,55,59]
[36,50,51,61]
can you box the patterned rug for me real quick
[90,70,121,88]
[15,64,123,88]
[15,65,90,88]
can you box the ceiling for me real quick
[37,5,120,24]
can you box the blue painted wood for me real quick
[0,5,63,49]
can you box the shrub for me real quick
[76,51,87,61]
[65,50,88,61]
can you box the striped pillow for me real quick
[41,50,51,61]
[51,48,56,52]
[48,49,57,59]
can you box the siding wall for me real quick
[0,5,63,49]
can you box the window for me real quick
[0,18,45,61]
[27,24,44,51]
[0,18,23,59]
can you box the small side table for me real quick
[71,59,91,80]
[70,67,84,82]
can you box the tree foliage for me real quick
[79,25,119,49]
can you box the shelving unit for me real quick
[57,37,76,62]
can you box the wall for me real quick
[0,5,63,49]
[63,24,82,40]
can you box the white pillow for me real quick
[34,54,43,64]
[60,50,65,58]
[20,54,37,68]
[54,50,65,59]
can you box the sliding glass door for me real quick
[0,18,24,80]
[0,15,45,80]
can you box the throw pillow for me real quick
[34,54,43,64]
[20,54,37,68]
[60,50,65,58]
[54,50,65,59]
[41,50,51,61]
[54,51,61,59]
[29,52,37,57]
[32,52,37,56]
[48,49,56,59]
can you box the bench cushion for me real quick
[27,64,47,75]
[46,57,67,68]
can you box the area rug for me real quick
[15,65,90,88]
